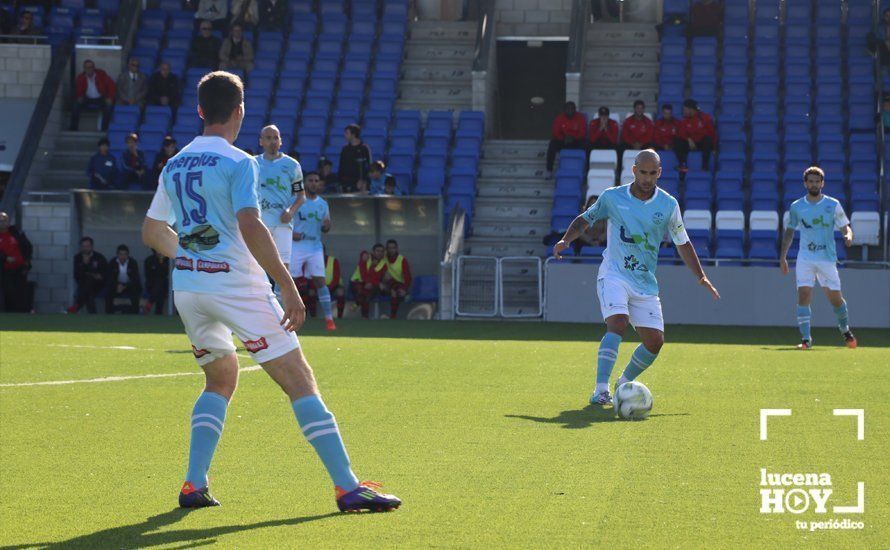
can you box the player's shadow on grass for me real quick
[5,507,341,549]
[506,407,690,429]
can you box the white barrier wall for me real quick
[544,262,890,328]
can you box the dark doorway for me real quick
[496,39,567,139]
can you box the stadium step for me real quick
[409,20,476,42]
[474,198,551,221]
[479,159,547,180]
[483,140,548,161]
[41,168,87,190]
[580,85,658,116]
[404,42,476,62]
[55,130,106,151]
[585,22,660,46]
[399,21,476,113]
[399,81,472,102]
[49,150,95,171]
[476,179,554,200]
[584,46,659,65]
[472,218,551,238]
[465,237,548,257]
[583,65,659,85]
[401,64,472,82]
[395,98,473,111]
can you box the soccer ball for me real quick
[613,381,653,420]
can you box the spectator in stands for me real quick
[105,244,141,314]
[867,8,890,66]
[368,161,402,195]
[588,106,619,150]
[319,158,340,193]
[219,23,255,72]
[87,138,118,189]
[115,57,147,107]
[654,104,679,151]
[621,100,655,151]
[190,20,222,69]
[688,0,723,37]
[143,248,169,315]
[674,98,716,172]
[546,101,587,177]
[231,0,259,28]
[71,59,115,132]
[70,236,107,314]
[354,178,370,195]
[572,195,607,256]
[339,124,372,193]
[120,133,148,189]
[381,239,412,319]
[10,10,41,36]
[152,136,179,183]
[350,245,387,319]
[0,211,33,313]
[259,0,288,31]
[195,0,228,31]
[147,62,181,108]
[324,248,346,319]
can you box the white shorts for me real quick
[174,291,300,366]
[795,259,842,291]
[596,276,664,332]
[272,226,293,264]
[290,247,325,278]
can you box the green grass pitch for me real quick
[1,314,888,548]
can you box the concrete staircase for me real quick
[39,112,103,191]
[398,20,476,112]
[465,140,552,257]
[580,22,660,116]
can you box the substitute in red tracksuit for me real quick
[621,100,655,150]
[350,244,388,319]
[588,106,620,150]
[381,239,412,319]
[71,59,116,131]
[674,98,717,172]
[654,103,679,150]
[546,101,587,173]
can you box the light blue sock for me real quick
[622,344,659,381]
[292,395,359,491]
[317,286,333,320]
[185,391,228,488]
[833,300,849,333]
[797,305,812,341]
[596,332,622,391]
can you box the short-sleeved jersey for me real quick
[256,153,302,229]
[146,135,271,296]
[787,195,849,263]
[582,184,688,296]
[292,195,330,253]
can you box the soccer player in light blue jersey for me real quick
[141,71,400,512]
[290,172,337,330]
[553,150,720,405]
[256,125,303,275]
[779,166,856,349]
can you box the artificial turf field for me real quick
[0,314,887,549]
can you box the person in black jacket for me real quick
[70,236,107,314]
[105,244,142,314]
[0,211,33,313]
[143,249,169,315]
[146,62,181,108]
[338,124,372,193]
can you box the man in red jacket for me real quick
[588,106,619,150]
[674,98,716,172]
[71,59,116,131]
[654,104,679,151]
[621,100,655,150]
[546,101,587,177]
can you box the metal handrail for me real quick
[0,40,74,216]
[471,0,496,72]
[566,0,591,74]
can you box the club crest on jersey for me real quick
[243,337,269,353]
[652,212,664,225]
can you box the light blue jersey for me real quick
[146,135,271,296]
[787,195,849,263]
[582,184,688,295]
[293,195,330,253]
[256,153,302,229]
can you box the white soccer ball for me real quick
[613,381,653,420]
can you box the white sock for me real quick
[595,382,609,395]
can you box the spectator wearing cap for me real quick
[654,104,679,151]
[259,0,288,30]
[87,138,118,189]
[219,23,254,72]
[71,59,115,131]
[116,57,148,107]
[588,106,620,150]
[190,20,222,69]
[120,133,148,189]
[146,62,180,108]
[152,137,179,183]
[546,101,587,177]
[674,99,716,172]
[620,100,655,150]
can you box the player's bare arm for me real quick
[552,215,590,259]
[322,217,332,233]
[842,224,853,247]
[280,189,306,224]
[237,208,306,332]
[141,217,179,259]
[779,227,795,274]
[676,242,720,299]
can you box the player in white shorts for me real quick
[256,125,303,272]
[141,71,400,512]
[780,166,857,349]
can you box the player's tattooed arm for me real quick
[779,228,795,274]
[552,215,589,259]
